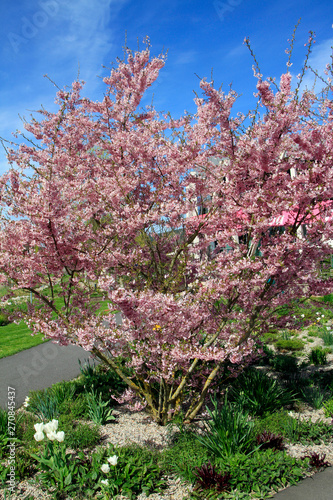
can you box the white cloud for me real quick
[225,43,248,60]
[0,0,129,175]
[174,50,197,65]
[39,0,127,90]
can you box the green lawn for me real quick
[0,298,112,359]
[0,321,48,359]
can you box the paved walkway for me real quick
[272,465,333,499]
[0,342,97,409]
[0,342,332,499]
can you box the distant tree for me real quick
[0,38,332,424]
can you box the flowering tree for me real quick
[1,40,333,424]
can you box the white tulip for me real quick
[107,455,118,466]
[101,479,109,486]
[101,463,110,473]
[55,431,65,442]
[46,430,57,441]
[44,420,59,434]
[43,420,59,435]
[51,419,59,429]
[34,432,44,442]
[43,423,52,434]
[34,423,45,433]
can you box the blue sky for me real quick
[0,0,332,175]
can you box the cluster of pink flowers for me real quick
[0,41,332,423]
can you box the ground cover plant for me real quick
[1,30,333,426]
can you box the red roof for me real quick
[186,200,333,229]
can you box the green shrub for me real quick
[307,327,320,337]
[254,410,333,444]
[27,381,77,421]
[269,354,298,373]
[300,386,326,409]
[58,392,90,419]
[0,408,8,438]
[16,411,38,446]
[68,422,100,449]
[195,395,255,458]
[281,330,292,340]
[262,331,279,343]
[262,344,275,360]
[254,410,295,438]
[229,368,296,416]
[0,313,11,326]
[321,329,333,346]
[0,409,24,459]
[78,358,97,378]
[295,418,333,444]
[310,370,333,393]
[161,429,210,482]
[186,450,307,499]
[0,408,10,459]
[322,293,333,304]
[323,398,333,418]
[12,449,36,481]
[275,338,305,351]
[51,380,76,403]
[27,390,60,421]
[59,415,101,449]
[307,347,330,366]
[77,360,127,401]
[85,387,116,424]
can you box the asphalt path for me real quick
[0,342,97,409]
[272,466,333,499]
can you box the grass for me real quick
[0,289,110,359]
[0,321,48,359]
